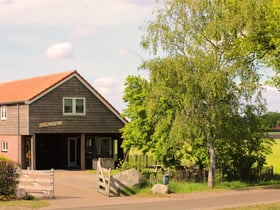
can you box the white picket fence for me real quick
[17,169,54,199]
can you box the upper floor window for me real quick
[0,106,7,120]
[63,97,86,115]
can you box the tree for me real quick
[122,0,274,188]
[262,112,280,129]
[121,76,153,154]
[215,106,273,180]
[140,0,270,188]
[226,0,280,89]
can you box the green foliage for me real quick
[116,159,139,171]
[168,181,208,193]
[0,158,19,201]
[265,139,280,174]
[122,0,277,188]
[121,76,153,154]
[0,156,9,161]
[216,107,274,180]
[262,112,280,129]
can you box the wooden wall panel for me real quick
[0,104,29,135]
[29,77,124,134]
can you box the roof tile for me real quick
[0,70,75,104]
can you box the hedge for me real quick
[0,156,19,200]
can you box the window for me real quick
[1,141,8,152]
[96,137,112,157]
[63,97,86,115]
[0,106,7,120]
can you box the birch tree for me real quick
[139,0,268,188]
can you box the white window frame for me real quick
[1,141,8,152]
[63,97,86,116]
[0,106,7,120]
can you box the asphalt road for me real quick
[63,188,280,210]
[43,171,280,210]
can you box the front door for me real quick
[68,138,77,167]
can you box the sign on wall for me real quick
[39,121,63,128]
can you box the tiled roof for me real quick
[0,71,75,104]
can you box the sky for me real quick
[0,0,279,113]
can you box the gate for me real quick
[97,158,119,197]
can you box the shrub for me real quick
[0,157,19,200]
[116,159,137,171]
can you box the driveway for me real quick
[42,170,280,210]
[43,170,170,209]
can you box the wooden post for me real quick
[80,133,85,170]
[30,135,36,170]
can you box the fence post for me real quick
[50,168,54,198]
[107,168,111,196]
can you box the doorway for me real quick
[68,137,78,167]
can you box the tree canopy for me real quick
[122,0,277,188]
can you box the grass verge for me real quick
[0,200,49,209]
[265,138,280,174]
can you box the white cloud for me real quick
[0,0,13,4]
[93,77,125,111]
[0,0,155,27]
[263,85,280,112]
[45,42,73,59]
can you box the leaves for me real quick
[122,0,276,187]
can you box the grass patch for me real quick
[87,169,120,176]
[119,183,154,196]
[168,181,208,193]
[216,180,280,190]
[167,180,280,194]
[215,181,250,189]
[265,138,280,173]
[0,200,48,209]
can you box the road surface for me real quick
[43,171,280,210]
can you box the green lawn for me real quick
[265,139,280,174]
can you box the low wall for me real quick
[93,158,115,169]
[17,169,54,199]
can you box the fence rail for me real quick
[18,169,54,199]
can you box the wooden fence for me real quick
[18,169,54,199]
[97,158,119,197]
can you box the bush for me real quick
[116,159,138,171]
[0,157,19,200]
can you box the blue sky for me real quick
[0,0,279,113]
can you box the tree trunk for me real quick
[208,140,216,188]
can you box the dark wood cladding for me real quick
[29,77,124,134]
[0,104,29,135]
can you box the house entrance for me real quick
[35,134,81,169]
[68,137,78,167]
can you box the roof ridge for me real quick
[0,70,76,104]
[0,70,76,85]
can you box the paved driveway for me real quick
[42,170,280,210]
[43,170,168,209]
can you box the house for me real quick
[0,70,126,170]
